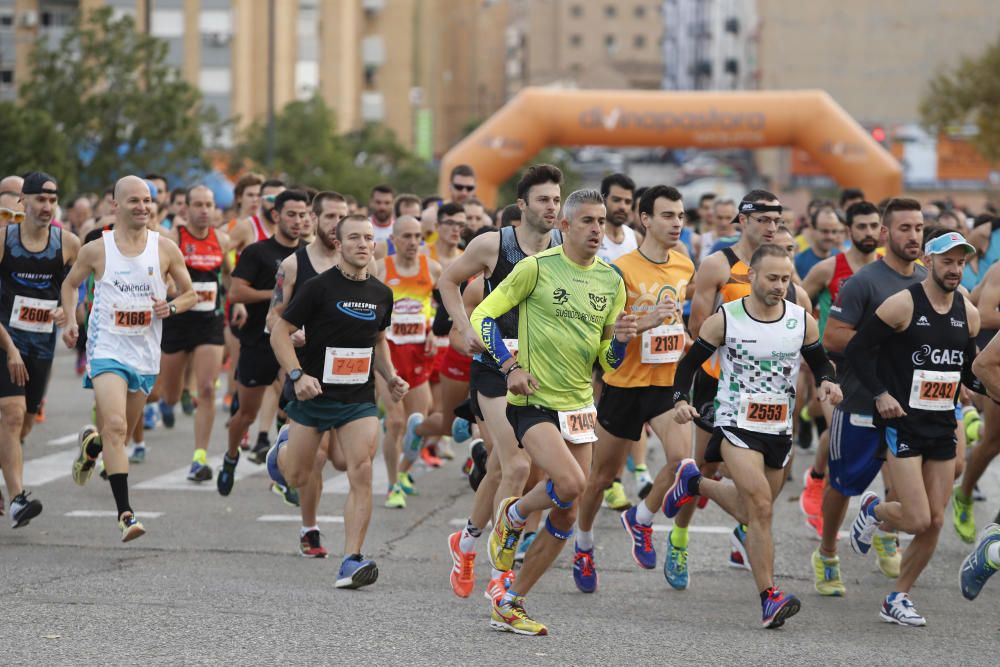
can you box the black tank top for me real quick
[877,283,968,439]
[291,246,318,302]
[0,225,64,347]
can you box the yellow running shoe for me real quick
[72,425,100,486]
[811,548,846,596]
[490,596,547,636]
[385,484,407,509]
[952,487,976,544]
[119,512,146,542]
[872,532,901,578]
[488,497,523,572]
[602,480,631,511]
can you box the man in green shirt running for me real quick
[470,189,633,636]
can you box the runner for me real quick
[573,185,694,592]
[158,185,232,482]
[799,201,881,536]
[60,175,196,541]
[268,214,407,588]
[0,171,80,527]
[220,190,306,494]
[817,198,926,596]
[368,184,395,244]
[668,243,842,628]
[265,191,348,554]
[846,231,982,626]
[228,178,284,254]
[448,164,477,205]
[375,216,440,508]
[438,164,562,599]
[473,188,630,635]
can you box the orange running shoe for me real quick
[420,445,443,468]
[800,468,826,538]
[35,400,45,423]
[448,531,476,598]
[485,569,516,604]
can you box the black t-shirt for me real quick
[232,237,297,346]
[282,266,393,403]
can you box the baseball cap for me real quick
[22,171,58,195]
[925,231,975,255]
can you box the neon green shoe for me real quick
[385,484,407,509]
[490,595,547,636]
[397,471,417,496]
[488,497,523,572]
[812,548,846,596]
[952,487,976,544]
[872,531,901,578]
[72,425,100,486]
[602,480,631,511]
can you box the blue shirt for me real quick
[795,247,838,278]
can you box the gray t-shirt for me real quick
[829,258,928,414]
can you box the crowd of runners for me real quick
[0,163,998,634]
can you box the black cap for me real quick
[22,171,58,195]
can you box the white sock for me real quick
[988,542,1000,567]
[508,501,527,526]
[459,527,480,553]
[132,441,146,450]
[635,501,655,526]
[300,525,318,537]
[576,529,594,551]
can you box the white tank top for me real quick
[714,297,806,436]
[87,230,167,375]
[371,217,393,243]
[598,225,638,263]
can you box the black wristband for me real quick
[504,362,522,380]
[671,389,690,406]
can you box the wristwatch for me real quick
[289,368,304,382]
[168,303,177,316]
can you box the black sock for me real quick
[814,416,828,434]
[257,431,270,445]
[348,553,363,561]
[465,520,482,538]
[85,435,103,459]
[108,473,132,517]
[759,587,774,603]
[810,468,825,480]
[689,474,702,496]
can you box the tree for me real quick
[0,104,76,194]
[921,34,1000,161]
[232,94,437,200]
[21,7,220,192]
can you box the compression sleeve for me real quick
[801,340,836,386]
[597,278,629,373]
[963,336,987,395]
[671,337,718,404]
[469,257,537,366]
[844,314,895,398]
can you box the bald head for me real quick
[114,175,153,230]
[114,175,150,202]
[391,215,423,260]
[0,175,23,194]
[393,215,421,236]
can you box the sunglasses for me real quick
[0,208,25,224]
[451,183,475,192]
[263,194,277,204]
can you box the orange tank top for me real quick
[385,255,434,345]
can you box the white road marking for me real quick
[9,449,78,488]
[64,510,164,519]
[47,433,79,446]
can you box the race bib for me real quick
[909,369,960,411]
[322,347,373,385]
[112,305,153,335]
[10,295,56,333]
[503,338,519,358]
[191,281,218,312]
[558,405,598,444]
[736,393,790,434]
[640,324,685,364]
[388,313,426,345]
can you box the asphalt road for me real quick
[2,348,998,665]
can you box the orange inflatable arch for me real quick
[439,88,902,208]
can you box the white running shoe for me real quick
[879,592,926,627]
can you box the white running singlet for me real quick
[371,218,394,243]
[598,225,638,263]
[87,230,167,375]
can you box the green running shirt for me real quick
[471,245,626,411]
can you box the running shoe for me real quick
[216,452,239,496]
[448,531,476,598]
[485,570,516,604]
[186,461,213,483]
[451,417,473,444]
[603,480,631,511]
[662,458,699,518]
[34,400,45,423]
[436,438,455,460]
[800,468,825,538]
[729,524,752,571]
[572,544,598,593]
[873,532,901,578]
[119,512,146,543]
[850,491,880,555]
[403,413,424,460]
[248,433,270,465]
[9,491,42,529]
[972,484,987,502]
[488,497,523,572]
[180,389,196,416]
[879,592,926,627]
[620,505,656,569]
[143,403,159,430]
[467,438,487,492]
[159,400,175,428]
[72,425,100,486]
[419,445,443,468]
[952,486,976,544]
[811,549,845,596]
[128,444,146,464]
[960,523,1000,600]
[490,595,547,636]
[761,588,801,629]
[270,482,300,507]
[397,471,417,496]
[335,555,378,589]
[385,484,407,509]
[514,531,536,566]
[663,530,689,590]
[299,529,328,558]
[634,465,653,500]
